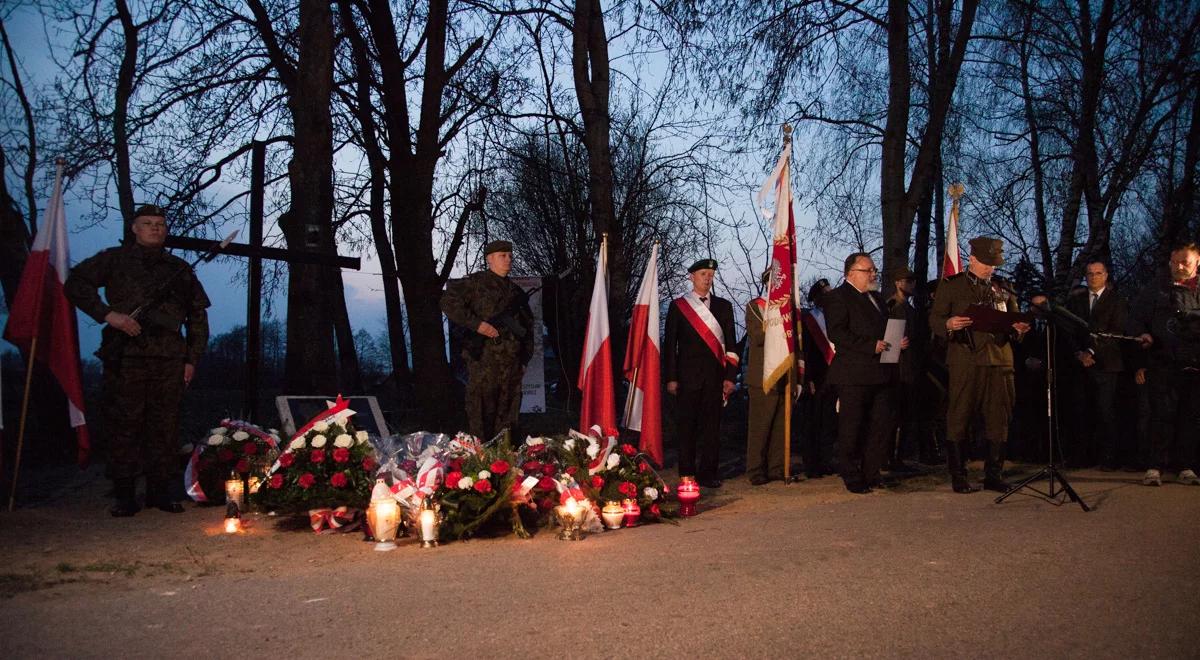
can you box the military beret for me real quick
[132,204,167,221]
[969,236,1005,266]
[888,265,916,281]
[688,258,718,273]
[484,239,513,256]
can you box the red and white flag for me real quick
[577,238,616,437]
[755,143,801,392]
[622,243,662,466]
[3,161,90,465]
[943,194,962,277]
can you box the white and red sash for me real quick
[676,292,737,366]
[802,308,835,366]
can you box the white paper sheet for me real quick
[880,319,906,364]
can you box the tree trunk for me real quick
[1017,5,1054,283]
[1163,84,1200,250]
[113,0,138,239]
[0,145,30,304]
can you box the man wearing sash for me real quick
[663,259,739,488]
[800,279,838,477]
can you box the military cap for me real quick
[888,265,916,281]
[132,204,167,220]
[484,239,513,256]
[969,236,1005,266]
[760,268,772,286]
[688,258,718,273]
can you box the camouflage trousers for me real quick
[102,357,185,481]
[465,356,524,441]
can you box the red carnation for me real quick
[218,448,235,462]
[278,452,295,468]
[541,464,557,477]
[618,481,637,498]
[445,471,463,488]
[235,458,250,474]
[243,442,258,455]
[490,460,510,475]
[268,474,284,489]
[650,503,661,517]
[333,447,351,463]
[522,461,542,474]
[566,466,578,476]
[638,461,651,473]
[298,473,316,489]
[537,476,556,491]
[473,479,493,494]
[362,457,378,473]
[591,475,604,489]
[310,449,326,464]
[330,472,348,488]
[620,443,637,457]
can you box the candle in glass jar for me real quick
[224,517,241,534]
[224,475,245,510]
[419,508,437,544]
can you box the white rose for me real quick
[288,437,306,450]
[586,443,600,459]
[525,436,545,446]
[457,476,474,489]
[232,431,250,441]
[355,431,370,444]
[311,435,327,448]
[643,487,659,500]
[477,470,491,480]
[605,453,620,470]
[333,434,353,448]
[564,438,575,451]
[207,434,226,446]
[210,427,228,435]
[313,421,330,433]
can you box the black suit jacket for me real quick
[663,293,739,391]
[1065,287,1128,373]
[824,282,897,386]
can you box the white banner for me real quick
[513,276,545,413]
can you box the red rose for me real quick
[618,481,637,498]
[333,447,351,463]
[522,461,542,474]
[621,443,637,457]
[362,457,378,472]
[298,473,316,489]
[541,464,557,477]
[310,449,325,464]
[537,476,556,491]
[473,479,493,494]
[330,472,348,488]
[490,460,510,475]
[268,474,284,489]
[445,471,463,488]
[638,461,651,473]
[235,458,250,474]
[278,452,295,468]
[243,442,258,455]
[650,504,661,517]
[218,449,235,462]
[565,466,578,476]
[591,475,604,489]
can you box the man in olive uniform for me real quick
[929,237,1030,493]
[744,270,797,485]
[64,205,210,516]
[440,240,534,441]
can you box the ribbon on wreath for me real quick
[291,395,354,442]
[308,506,361,534]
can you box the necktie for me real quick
[1090,293,1098,312]
[865,292,880,313]
[699,296,708,308]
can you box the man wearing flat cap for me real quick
[441,240,534,440]
[663,258,739,488]
[930,236,1030,493]
[744,270,797,485]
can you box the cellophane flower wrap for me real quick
[546,427,678,522]
[185,420,281,503]
[433,433,521,541]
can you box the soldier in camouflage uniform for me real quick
[929,237,1030,494]
[64,205,210,516]
[440,240,534,440]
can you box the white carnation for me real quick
[564,438,575,451]
[310,435,327,448]
[586,442,600,459]
[605,453,620,470]
[525,436,545,446]
[232,430,250,441]
[210,427,228,435]
[313,421,330,433]
[643,487,659,501]
[477,470,491,480]
[355,431,370,444]
[207,434,226,446]
[457,476,474,489]
[288,437,306,450]
[333,434,353,448]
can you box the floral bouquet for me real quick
[254,398,378,521]
[433,434,521,541]
[549,427,677,523]
[185,420,281,503]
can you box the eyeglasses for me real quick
[850,267,878,274]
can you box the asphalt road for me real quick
[2,465,1197,658]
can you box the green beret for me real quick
[484,240,513,256]
[132,204,167,221]
[688,258,718,273]
[969,236,1005,266]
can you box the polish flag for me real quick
[622,243,661,466]
[756,142,800,391]
[577,238,616,437]
[3,161,90,465]
[943,194,962,277]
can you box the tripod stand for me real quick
[995,308,1090,511]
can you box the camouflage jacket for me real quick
[929,271,1020,368]
[440,269,533,364]
[64,243,210,364]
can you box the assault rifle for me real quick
[96,231,238,362]
[451,283,541,362]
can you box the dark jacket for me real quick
[440,269,534,365]
[663,293,739,390]
[1065,286,1128,373]
[824,282,896,386]
[1129,277,1200,370]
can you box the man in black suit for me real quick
[1064,261,1128,469]
[663,258,740,488]
[824,252,906,493]
[800,279,838,477]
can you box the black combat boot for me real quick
[145,479,184,513]
[947,441,979,494]
[983,441,1012,492]
[110,478,141,517]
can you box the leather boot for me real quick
[947,441,979,494]
[145,479,184,513]
[983,441,1011,492]
[110,478,140,517]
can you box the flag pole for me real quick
[8,337,37,511]
[781,123,795,485]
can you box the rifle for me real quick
[97,231,238,362]
[451,283,542,362]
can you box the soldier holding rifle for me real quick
[65,205,211,517]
